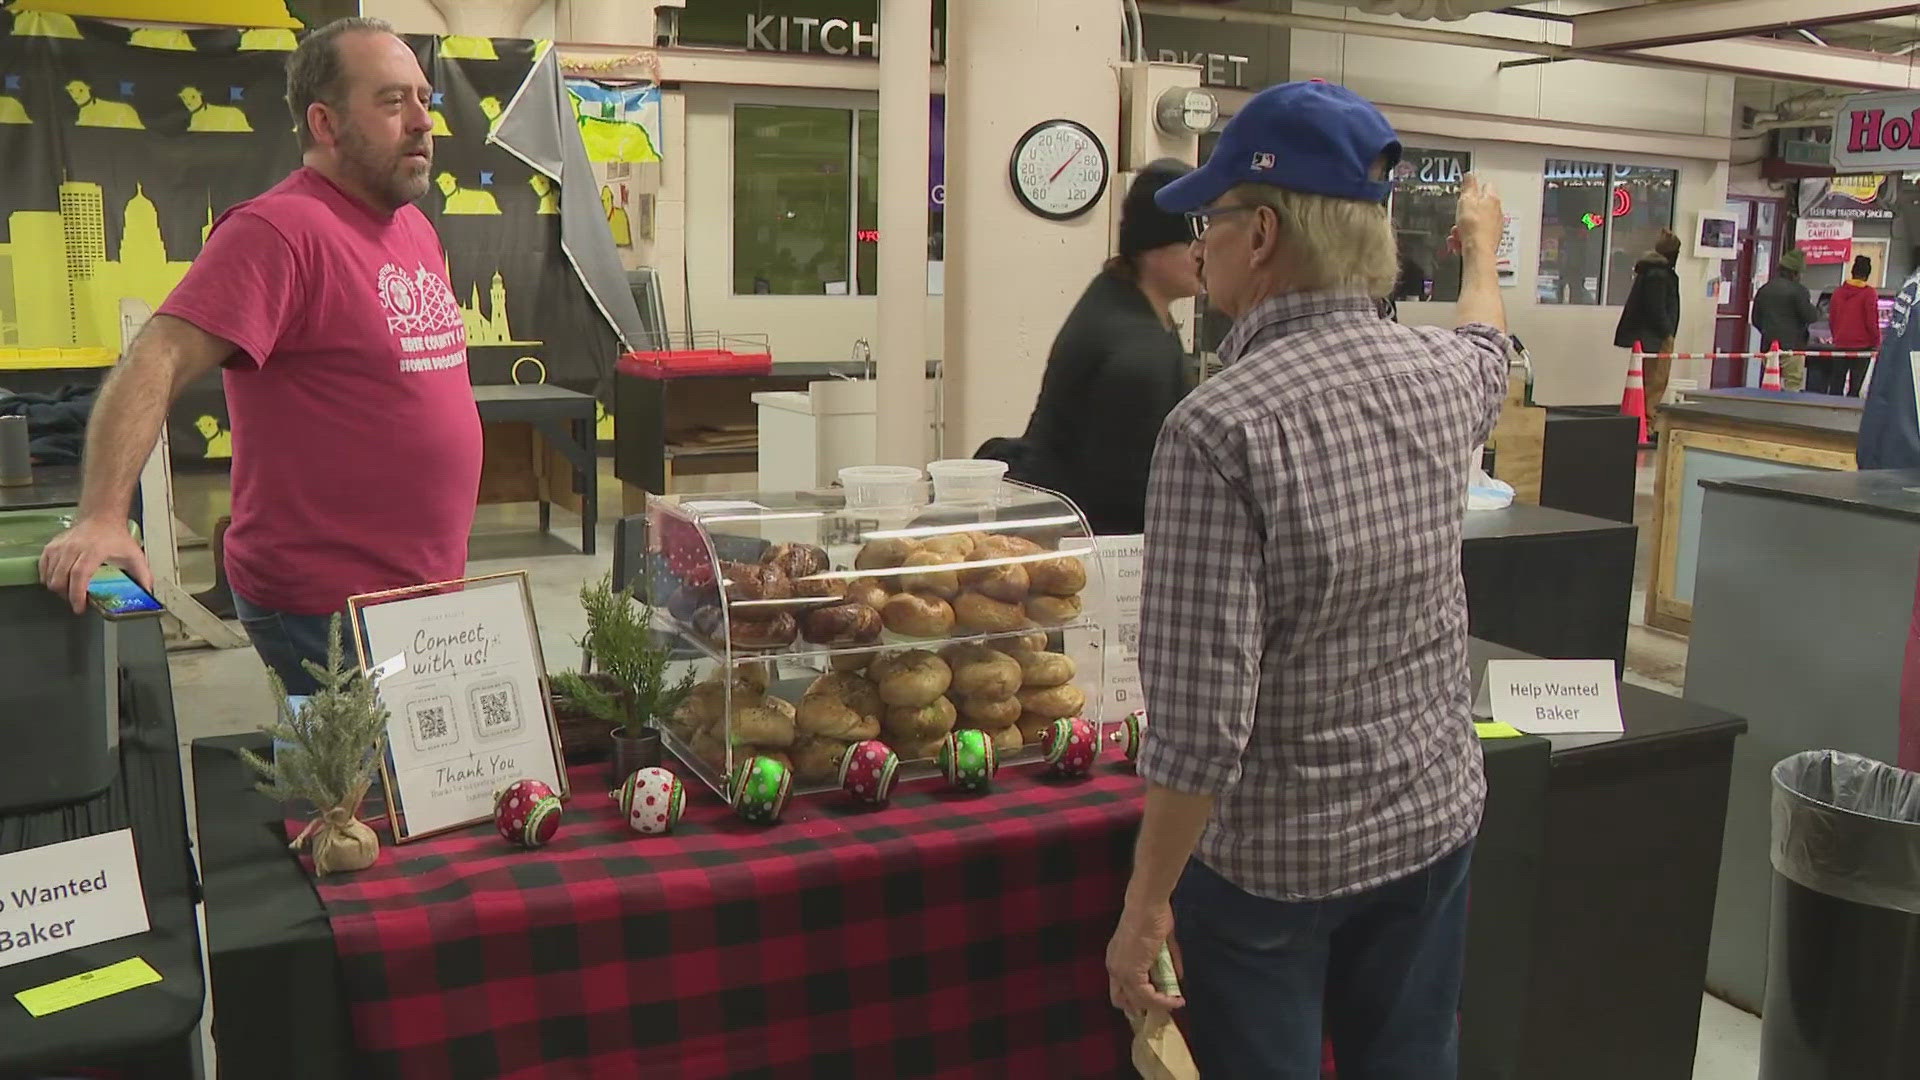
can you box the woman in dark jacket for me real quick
[1613,229,1682,412]
[1011,160,1199,534]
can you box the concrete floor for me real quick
[158,458,1758,1078]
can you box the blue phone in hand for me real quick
[87,567,164,618]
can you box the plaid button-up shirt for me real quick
[1136,291,1507,901]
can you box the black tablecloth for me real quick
[0,619,203,1078]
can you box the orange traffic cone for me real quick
[1621,342,1650,445]
[1760,342,1784,391]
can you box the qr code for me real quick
[1117,623,1140,650]
[406,695,459,753]
[468,681,524,740]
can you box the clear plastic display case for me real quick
[641,480,1107,800]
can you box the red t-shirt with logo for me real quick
[158,167,481,616]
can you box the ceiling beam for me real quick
[1140,2,1920,92]
[1627,37,1920,91]
[1572,1,1920,53]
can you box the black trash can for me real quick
[1760,750,1920,1079]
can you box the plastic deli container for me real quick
[928,459,1008,504]
[838,465,924,509]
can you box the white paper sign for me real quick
[356,576,566,839]
[1495,213,1518,287]
[1473,659,1623,735]
[1092,534,1144,720]
[0,830,148,969]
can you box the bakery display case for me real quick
[641,480,1107,801]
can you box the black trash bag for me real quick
[1772,750,1920,914]
[1761,750,1920,1080]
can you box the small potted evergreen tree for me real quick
[240,615,390,875]
[551,573,698,785]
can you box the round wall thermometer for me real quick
[1009,118,1110,221]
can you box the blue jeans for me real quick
[1171,840,1474,1080]
[232,591,344,697]
[235,591,386,808]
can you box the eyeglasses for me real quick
[1185,204,1257,241]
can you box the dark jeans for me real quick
[1841,355,1871,397]
[1805,356,1843,395]
[235,591,386,807]
[1172,840,1475,1080]
[232,591,345,696]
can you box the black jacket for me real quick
[1612,253,1680,350]
[1752,275,1819,351]
[1013,269,1190,534]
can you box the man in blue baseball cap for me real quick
[1106,81,1511,1079]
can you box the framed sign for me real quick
[349,572,567,843]
[1694,211,1738,258]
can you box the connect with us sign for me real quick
[1832,91,1920,171]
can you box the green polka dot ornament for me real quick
[939,728,998,792]
[728,753,793,825]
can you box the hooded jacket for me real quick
[1860,270,1920,469]
[1612,253,1680,350]
[1752,275,1819,352]
[1829,279,1883,351]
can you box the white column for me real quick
[874,0,932,467]
[944,0,1122,456]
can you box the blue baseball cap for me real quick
[1155,81,1401,213]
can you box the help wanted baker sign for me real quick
[1474,659,1624,735]
[0,830,149,969]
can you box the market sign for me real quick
[1799,173,1899,220]
[1795,218,1854,265]
[1140,14,1282,90]
[1832,91,1920,171]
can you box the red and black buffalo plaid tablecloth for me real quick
[303,761,1144,1079]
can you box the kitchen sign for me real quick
[675,0,948,60]
[1832,91,1920,171]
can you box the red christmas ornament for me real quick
[494,778,563,848]
[1042,716,1099,778]
[838,739,901,806]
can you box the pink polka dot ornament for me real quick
[611,766,686,835]
[1041,716,1100,778]
[837,739,901,806]
[494,779,563,848]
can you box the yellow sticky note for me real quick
[14,957,161,1017]
[1475,721,1526,740]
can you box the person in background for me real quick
[1612,229,1682,413]
[1860,266,1920,468]
[1104,81,1508,1079]
[39,18,480,695]
[1011,159,1199,535]
[1822,254,1881,397]
[1752,248,1819,391]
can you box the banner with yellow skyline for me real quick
[0,13,619,461]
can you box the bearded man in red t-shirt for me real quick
[41,17,481,694]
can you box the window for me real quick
[1536,160,1677,305]
[1390,147,1470,302]
[733,105,852,295]
[733,101,944,297]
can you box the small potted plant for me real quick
[551,572,698,785]
[240,615,390,875]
